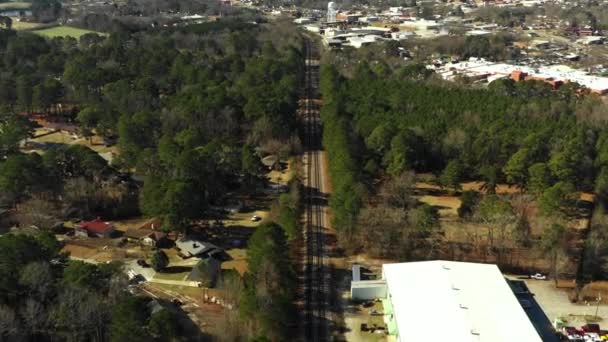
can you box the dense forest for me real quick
[0,19,304,228]
[320,60,608,279]
[0,18,305,341]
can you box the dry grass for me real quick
[222,248,248,275]
[415,181,520,195]
[10,19,44,31]
[154,270,192,281]
[62,243,98,259]
[24,131,118,159]
[223,210,269,228]
[462,181,520,194]
[112,217,151,232]
[417,194,460,216]
[0,2,31,9]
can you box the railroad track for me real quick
[302,39,327,342]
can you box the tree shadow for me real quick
[160,266,192,274]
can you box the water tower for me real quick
[327,2,337,23]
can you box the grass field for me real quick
[0,2,31,10]
[33,26,106,39]
[154,270,192,281]
[10,19,43,31]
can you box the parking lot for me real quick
[510,277,608,326]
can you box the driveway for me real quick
[124,259,156,281]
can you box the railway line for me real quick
[301,39,328,342]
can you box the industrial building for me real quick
[351,261,545,342]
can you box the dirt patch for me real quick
[112,217,153,232]
[417,195,460,216]
[62,243,98,259]
[415,181,520,195]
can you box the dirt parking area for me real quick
[512,277,608,326]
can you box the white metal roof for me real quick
[382,261,542,342]
[434,59,608,93]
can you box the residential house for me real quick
[175,237,221,258]
[75,218,115,238]
[125,228,167,247]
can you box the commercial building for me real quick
[432,58,608,94]
[352,261,545,342]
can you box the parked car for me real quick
[137,259,149,268]
[251,215,261,222]
[585,332,602,342]
[171,298,183,306]
[583,324,601,334]
[530,273,547,280]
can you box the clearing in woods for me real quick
[33,26,107,39]
[0,2,31,9]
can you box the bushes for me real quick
[276,179,302,240]
[458,190,479,218]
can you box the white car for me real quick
[530,273,547,280]
[251,215,261,222]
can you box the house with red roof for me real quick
[75,218,115,238]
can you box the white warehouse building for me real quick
[351,260,543,342]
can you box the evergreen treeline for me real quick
[0,20,305,230]
[320,61,608,250]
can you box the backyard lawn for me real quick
[154,269,192,282]
[33,26,106,39]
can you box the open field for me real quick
[0,2,31,9]
[154,270,192,282]
[10,19,44,30]
[33,26,106,39]
[24,129,117,162]
[112,217,152,233]
[223,209,269,228]
[222,248,247,275]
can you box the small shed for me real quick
[350,264,387,300]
